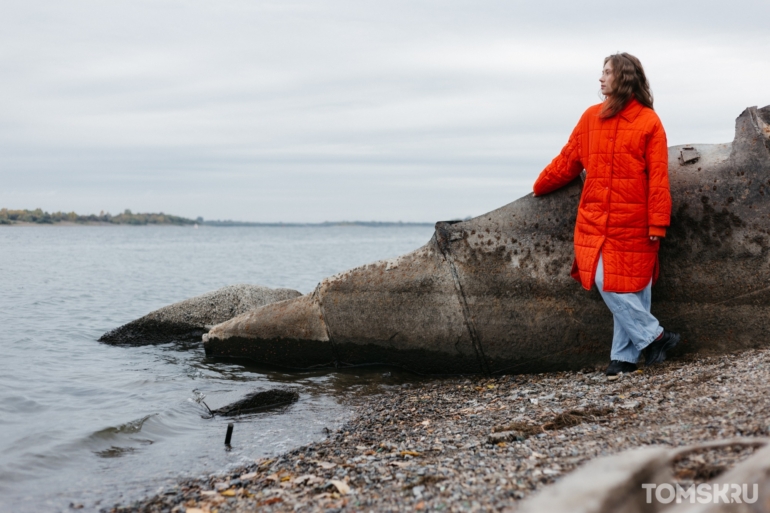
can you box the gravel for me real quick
[104,348,770,512]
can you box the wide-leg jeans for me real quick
[594,253,664,364]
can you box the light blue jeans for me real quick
[595,253,664,364]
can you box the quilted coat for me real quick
[533,98,672,293]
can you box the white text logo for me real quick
[642,483,758,504]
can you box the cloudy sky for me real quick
[2,1,769,222]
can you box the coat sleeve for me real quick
[645,120,672,228]
[533,117,584,196]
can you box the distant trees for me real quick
[0,208,196,226]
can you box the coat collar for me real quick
[619,97,644,122]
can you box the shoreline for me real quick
[2,221,122,227]
[0,222,435,228]
[106,348,770,512]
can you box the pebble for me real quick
[104,349,770,512]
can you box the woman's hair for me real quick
[600,52,653,118]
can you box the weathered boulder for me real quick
[204,106,770,374]
[99,284,302,345]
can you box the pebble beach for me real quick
[107,348,770,512]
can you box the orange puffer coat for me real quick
[533,98,672,293]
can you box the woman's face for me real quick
[600,61,614,96]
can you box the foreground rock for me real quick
[99,285,301,345]
[106,348,770,512]
[205,105,770,374]
[519,438,770,513]
[203,389,300,417]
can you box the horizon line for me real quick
[1,208,466,226]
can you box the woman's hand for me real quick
[650,236,659,241]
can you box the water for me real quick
[0,224,435,512]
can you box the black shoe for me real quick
[644,330,680,366]
[605,360,638,380]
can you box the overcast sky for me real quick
[2,1,769,222]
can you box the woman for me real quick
[532,52,679,380]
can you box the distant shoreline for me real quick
[2,220,437,227]
[200,221,436,227]
[0,209,438,227]
[3,221,115,227]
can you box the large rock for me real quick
[99,284,302,345]
[204,106,770,374]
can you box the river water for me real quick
[0,224,435,512]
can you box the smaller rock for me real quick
[205,389,299,417]
[487,431,524,444]
[328,480,351,495]
[99,284,302,345]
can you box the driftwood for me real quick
[519,438,770,513]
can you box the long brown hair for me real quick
[600,52,653,118]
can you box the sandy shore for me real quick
[106,349,770,512]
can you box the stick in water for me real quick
[225,423,234,445]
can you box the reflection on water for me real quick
[0,225,435,512]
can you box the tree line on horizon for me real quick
[0,208,196,225]
[0,208,438,226]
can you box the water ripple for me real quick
[0,225,434,512]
